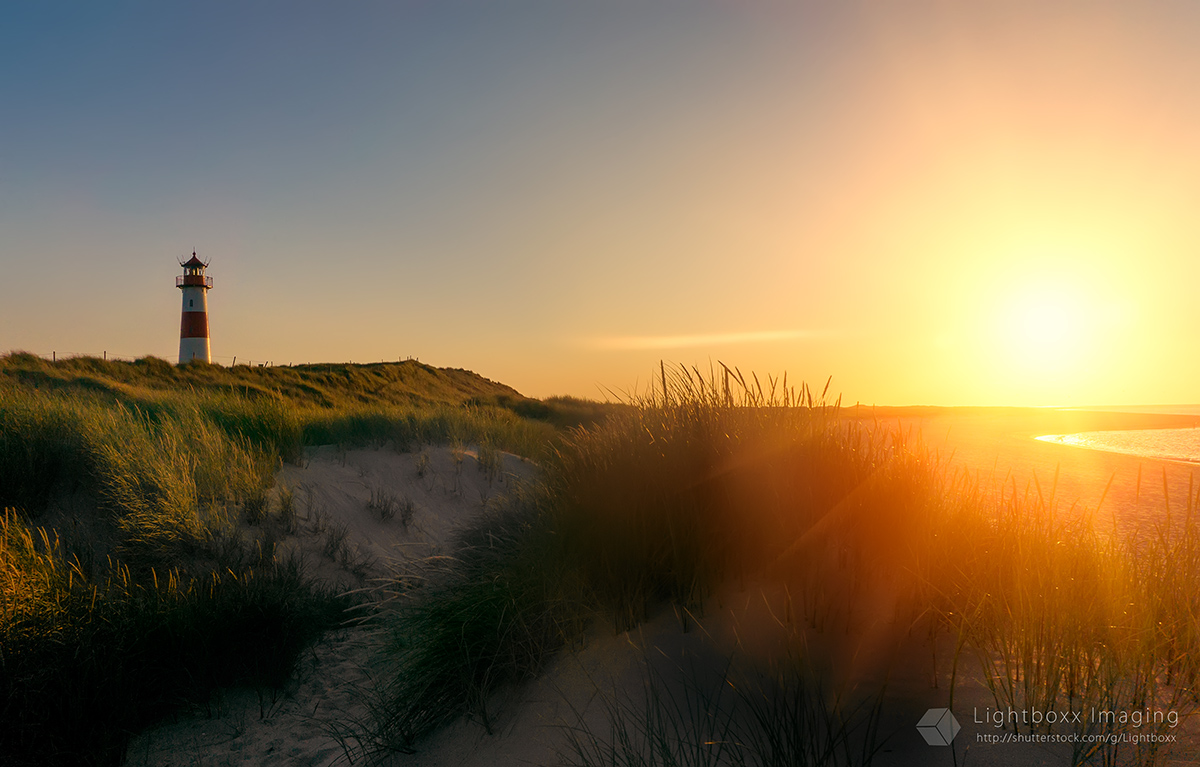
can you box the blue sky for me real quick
[4,2,1200,405]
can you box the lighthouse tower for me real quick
[177,252,213,364]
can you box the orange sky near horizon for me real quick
[2,2,1199,406]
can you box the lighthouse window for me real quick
[189,300,193,307]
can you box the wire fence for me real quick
[9,351,423,368]
[14,350,280,367]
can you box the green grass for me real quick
[299,402,556,459]
[0,352,587,765]
[0,352,522,409]
[0,386,278,571]
[0,352,582,464]
[483,393,630,431]
[0,351,617,442]
[0,351,583,567]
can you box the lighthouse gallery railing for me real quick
[177,275,214,288]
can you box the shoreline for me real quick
[876,409,1200,535]
[1036,427,1200,468]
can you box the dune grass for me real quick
[299,402,556,459]
[0,351,613,443]
[0,379,342,766]
[560,650,883,767]
[0,511,345,767]
[0,385,280,570]
[363,496,589,751]
[920,468,1200,764]
[11,350,1199,765]
[0,352,522,409]
[370,364,1200,766]
[367,366,927,757]
[0,352,582,465]
[0,352,583,766]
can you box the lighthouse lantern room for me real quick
[177,252,213,364]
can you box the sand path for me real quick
[125,445,543,767]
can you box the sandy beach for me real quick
[867,408,1200,533]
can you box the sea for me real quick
[1037,406,1200,465]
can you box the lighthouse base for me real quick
[179,337,212,364]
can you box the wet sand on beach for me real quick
[858,407,1200,533]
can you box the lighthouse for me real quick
[177,252,213,364]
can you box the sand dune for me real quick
[126,445,542,766]
[125,428,1200,766]
[122,445,735,767]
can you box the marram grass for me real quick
[0,510,345,767]
[10,351,1200,765]
[371,364,1200,767]
[0,352,577,766]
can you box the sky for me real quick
[3,1,1200,406]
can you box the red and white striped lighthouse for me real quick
[177,252,213,364]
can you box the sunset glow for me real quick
[2,2,1198,406]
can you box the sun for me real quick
[956,242,1135,403]
[998,285,1089,378]
[1013,295,1077,348]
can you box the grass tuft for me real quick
[277,483,297,533]
[368,487,399,522]
[561,651,881,767]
